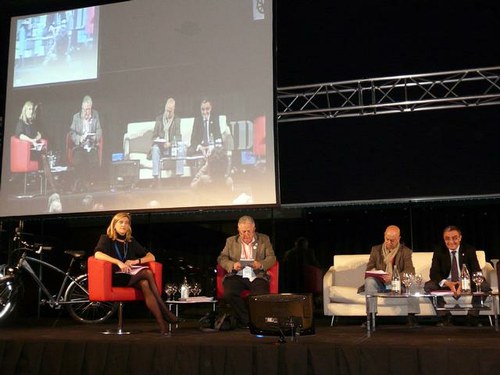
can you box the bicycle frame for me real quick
[15,250,86,308]
[2,238,116,324]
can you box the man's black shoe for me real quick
[436,314,453,327]
[465,315,483,327]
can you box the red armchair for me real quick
[253,115,266,157]
[10,136,47,195]
[303,264,323,295]
[87,256,163,334]
[216,261,279,300]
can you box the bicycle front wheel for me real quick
[65,274,117,324]
[0,278,20,323]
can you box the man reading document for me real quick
[217,216,276,328]
[359,225,420,326]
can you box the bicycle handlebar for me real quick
[16,239,53,253]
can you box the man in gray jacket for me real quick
[217,215,276,328]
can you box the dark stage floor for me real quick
[1,313,500,375]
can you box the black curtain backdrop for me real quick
[278,106,500,204]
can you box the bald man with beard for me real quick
[360,225,420,327]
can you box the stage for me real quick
[1,314,500,375]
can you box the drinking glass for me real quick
[191,282,201,296]
[170,284,178,300]
[401,272,413,295]
[472,271,484,294]
[413,274,424,292]
[164,283,175,301]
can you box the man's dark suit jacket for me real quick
[428,243,481,283]
[189,114,223,154]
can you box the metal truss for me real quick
[277,66,500,123]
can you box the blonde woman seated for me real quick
[94,212,178,335]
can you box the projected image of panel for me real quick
[0,0,276,217]
[13,7,99,88]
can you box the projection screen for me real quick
[1,0,276,217]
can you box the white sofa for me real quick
[123,116,236,180]
[323,251,497,325]
[122,118,193,180]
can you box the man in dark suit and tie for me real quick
[217,215,276,328]
[189,98,223,156]
[424,225,491,326]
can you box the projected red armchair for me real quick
[87,256,163,334]
[216,261,279,300]
[253,115,266,158]
[10,136,47,195]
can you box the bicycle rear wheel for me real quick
[65,274,117,323]
[0,278,21,323]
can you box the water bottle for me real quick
[171,136,178,158]
[460,264,471,292]
[209,133,215,152]
[180,277,190,299]
[175,141,185,175]
[391,266,401,294]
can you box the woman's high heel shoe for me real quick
[163,309,181,324]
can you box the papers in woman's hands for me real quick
[365,270,388,283]
[116,265,149,275]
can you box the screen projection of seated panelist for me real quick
[0,0,276,217]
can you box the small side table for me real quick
[167,297,218,327]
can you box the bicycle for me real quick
[0,236,117,324]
